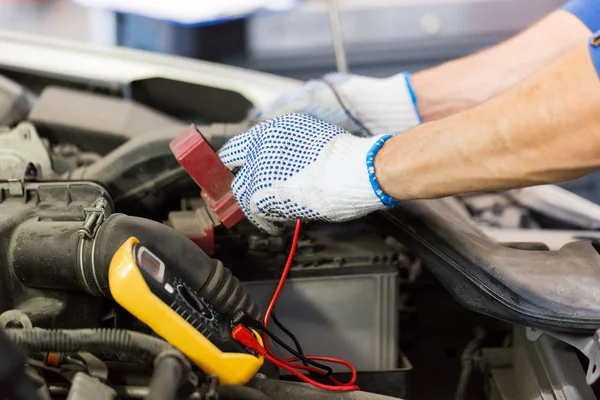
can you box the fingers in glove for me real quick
[218,118,278,169]
[249,208,286,236]
[252,80,329,122]
[322,72,352,85]
[231,173,285,235]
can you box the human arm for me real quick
[411,6,593,121]
[376,43,600,200]
[254,1,594,134]
[219,38,600,234]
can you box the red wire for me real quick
[285,356,358,386]
[262,218,302,329]
[231,325,358,391]
[264,353,359,392]
[261,219,359,392]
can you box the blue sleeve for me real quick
[589,31,600,78]
[563,0,600,32]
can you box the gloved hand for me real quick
[253,73,422,137]
[218,113,397,235]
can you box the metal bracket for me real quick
[78,197,108,239]
[527,327,600,384]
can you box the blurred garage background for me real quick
[0,0,565,79]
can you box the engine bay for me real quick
[3,32,600,400]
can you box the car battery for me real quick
[219,222,400,373]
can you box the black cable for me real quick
[271,313,304,357]
[271,313,309,368]
[319,78,374,138]
[233,312,332,377]
[5,329,174,362]
[5,329,194,399]
[260,325,333,378]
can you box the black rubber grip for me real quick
[200,260,260,320]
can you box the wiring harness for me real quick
[232,220,359,392]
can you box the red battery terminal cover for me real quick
[170,124,244,229]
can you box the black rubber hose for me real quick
[3,329,175,362]
[11,213,261,321]
[85,214,261,320]
[69,129,188,202]
[4,329,193,400]
[11,220,86,291]
[147,354,186,400]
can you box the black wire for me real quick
[319,78,374,138]
[235,313,333,377]
[271,313,305,358]
[260,325,333,378]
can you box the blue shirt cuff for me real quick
[563,0,600,32]
[589,31,600,78]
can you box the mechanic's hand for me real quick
[218,113,397,235]
[252,73,421,137]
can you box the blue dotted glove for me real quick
[218,113,397,235]
[252,73,421,137]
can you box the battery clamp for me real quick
[169,125,243,254]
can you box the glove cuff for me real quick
[366,134,399,207]
[404,73,423,124]
[335,72,422,136]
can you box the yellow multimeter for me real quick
[108,237,264,385]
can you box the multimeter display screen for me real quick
[136,246,165,283]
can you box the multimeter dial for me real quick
[168,277,220,338]
[177,284,213,320]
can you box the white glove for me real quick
[218,113,397,235]
[253,73,422,137]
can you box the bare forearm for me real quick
[411,10,591,122]
[376,45,600,200]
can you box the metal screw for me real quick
[78,197,108,239]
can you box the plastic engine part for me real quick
[167,208,215,255]
[170,125,243,228]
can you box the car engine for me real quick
[2,32,600,400]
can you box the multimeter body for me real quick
[108,237,263,385]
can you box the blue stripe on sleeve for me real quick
[589,31,600,78]
[563,0,600,32]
